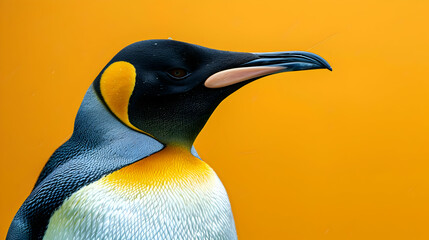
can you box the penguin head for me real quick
[94,40,331,146]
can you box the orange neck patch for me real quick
[102,146,215,191]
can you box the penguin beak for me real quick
[204,51,332,88]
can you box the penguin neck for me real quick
[72,85,165,151]
[147,129,202,152]
[145,119,208,150]
[74,85,199,153]
[127,90,228,150]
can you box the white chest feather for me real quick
[43,147,237,240]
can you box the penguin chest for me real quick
[43,146,237,240]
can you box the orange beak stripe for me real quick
[204,66,284,88]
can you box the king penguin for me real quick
[7,40,331,240]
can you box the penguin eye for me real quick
[167,68,189,79]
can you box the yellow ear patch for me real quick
[100,61,149,135]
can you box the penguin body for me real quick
[7,40,331,240]
[44,144,235,240]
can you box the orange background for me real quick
[1,0,429,239]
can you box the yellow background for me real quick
[1,0,428,239]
